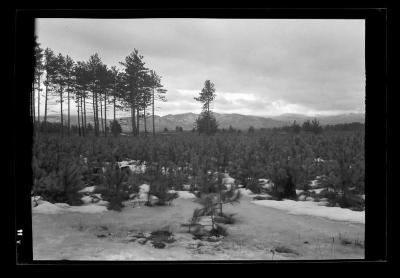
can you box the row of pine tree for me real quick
[33,36,167,137]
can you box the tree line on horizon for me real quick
[32,36,167,137]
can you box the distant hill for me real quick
[117,112,287,132]
[270,113,365,126]
[40,112,365,132]
[214,113,286,130]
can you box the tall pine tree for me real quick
[194,80,218,135]
[34,37,44,125]
[120,49,147,136]
[64,55,75,136]
[54,53,67,136]
[43,48,57,131]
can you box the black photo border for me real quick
[11,8,388,266]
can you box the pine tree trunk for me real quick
[67,81,70,136]
[95,90,99,136]
[152,88,155,136]
[211,214,216,230]
[113,95,116,121]
[44,84,48,132]
[219,191,223,215]
[113,79,116,121]
[32,83,35,124]
[131,103,136,135]
[81,95,84,136]
[100,96,104,134]
[83,93,87,134]
[94,91,98,136]
[144,105,147,136]
[104,90,107,137]
[207,101,210,134]
[81,94,85,137]
[60,88,63,137]
[37,76,41,123]
[77,95,81,136]
[92,91,97,137]
[136,108,140,136]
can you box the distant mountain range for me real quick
[270,113,365,126]
[41,112,365,132]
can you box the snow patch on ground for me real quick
[32,201,108,214]
[298,195,306,201]
[309,180,320,188]
[253,193,273,199]
[258,178,269,183]
[78,186,96,193]
[96,200,109,206]
[81,195,93,204]
[32,196,45,207]
[118,160,147,174]
[222,174,235,186]
[53,203,71,208]
[32,201,65,214]
[252,199,365,224]
[238,188,254,196]
[314,157,325,163]
[309,188,324,194]
[259,178,274,190]
[177,191,196,199]
[117,160,137,168]
[309,176,325,188]
[139,184,150,199]
[122,164,146,174]
[168,190,196,199]
[139,184,150,192]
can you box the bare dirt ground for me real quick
[32,195,364,260]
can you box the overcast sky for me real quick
[36,18,365,117]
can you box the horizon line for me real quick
[41,111,365,119]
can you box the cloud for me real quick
[36,18,365,116]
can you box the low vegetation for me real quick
[32,122,364,211]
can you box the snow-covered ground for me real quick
[168,190,196,199]
[238,188,254,196]
[252,199,365,224]
[33,201,108,214]
[32,197,364,260]
[31,166,364,260]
